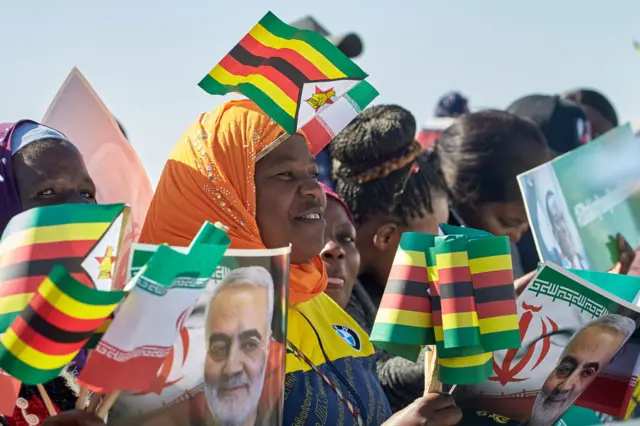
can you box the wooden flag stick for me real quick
[424,345,442,394]
[87,392,102,413]
[36,384,57,416]
[75,386,89,410]
[96,391,121,419]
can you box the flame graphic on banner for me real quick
[490,301,558,385]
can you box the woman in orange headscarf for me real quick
[138,100,461,426]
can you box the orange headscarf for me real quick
[140,100,327,304]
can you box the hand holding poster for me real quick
[518,124,640,271]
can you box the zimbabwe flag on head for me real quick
[199,11,378,155]
[0,203,128,333]
[0,265,125,384]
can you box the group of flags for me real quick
[370,224,521,385]
[0,204,230,414]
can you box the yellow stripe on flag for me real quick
[479,315,519,333]
[393,249,427,268]
[442,311,479,329]
[38,278,119,320]
[438,352,493,368]
[0,294,31,316]
[434,325,444,342]
[0,223,109,256]
[469,255,512,274]
[427,266,438,282]
[376,308,432,328]
[209,66,297,117]
[1,328,76,370]
[435,252,468,269]
[250,24,346,79]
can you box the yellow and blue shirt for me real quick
[284,293,392,425]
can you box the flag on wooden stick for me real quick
[198,11,378,155]
[0,204,129,333]
[0,265,126,384]
[370,225,521,385]
[78,222,230,393]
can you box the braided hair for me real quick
[331,105,447,226]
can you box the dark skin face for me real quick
[321,199,360,309]
[356,194,449,289]
[255,134,326,264]
[466,200,530,243]
[13,141,96,210]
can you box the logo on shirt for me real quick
[332,325,362,351]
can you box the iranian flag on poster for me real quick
[462,263,640,422]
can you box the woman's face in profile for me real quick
[476,200,530,243]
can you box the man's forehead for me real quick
[566,326,625,354]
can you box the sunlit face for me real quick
[255,134,326,264]
[529,326,626,426]
[474,200,529,243]
[13,141,96,211]
[204,285,271,426]
[322,199,360,309]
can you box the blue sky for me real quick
[2,0,639,184]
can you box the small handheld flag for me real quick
[78,221,230,393]
[0,204,129,333]
[198,11,378,155]
[0,265,126,384]
[370,225,521,385]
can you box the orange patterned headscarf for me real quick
[140,100,327,304]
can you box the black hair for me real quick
[14,138,77,165]
[436,110,550,209]
[116,119,128,139]
[563,89,619,127]
[331,105,447,226]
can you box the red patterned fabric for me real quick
[2,395,59,426]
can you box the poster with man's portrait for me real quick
[107,245,290,426]
[459,263,640,426]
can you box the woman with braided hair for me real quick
[332,104,450,412]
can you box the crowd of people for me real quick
[1,31,639,426]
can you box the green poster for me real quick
[518,124,640,271]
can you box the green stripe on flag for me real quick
[370,322,433,362]
[398,232,435,254]
[259,12,367,79]
[0,312,20,334]
[467,237,511,259]
[51,266,126,306]
[441,326,481,349]
[480,329,521,351]
[2,204,125,239]
[438,358,493,385]
[0,347,61,385]
[198,74,295,134]
[436,235,469,254]
[345,80,379,111]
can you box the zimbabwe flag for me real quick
[0,265,125,384]
[0,203,128,333]
[199,11,375,149]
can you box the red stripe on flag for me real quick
[440,296,475,313]
[438,266,471,284]
[0,240,96,268]
[218,55,299,101]
[0,273,93,298]
[78,344,170,393]
[0,372,20,416]
[472,269,514,288]
[300,117,333,156]
[240,34,328,80]
[379,294,431,312]
[388,264,430,283]
[432,310,442,326]
[578,374,633,417]
[28,292,107,332]
[10,315,86,356]
[475,300,518,319]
